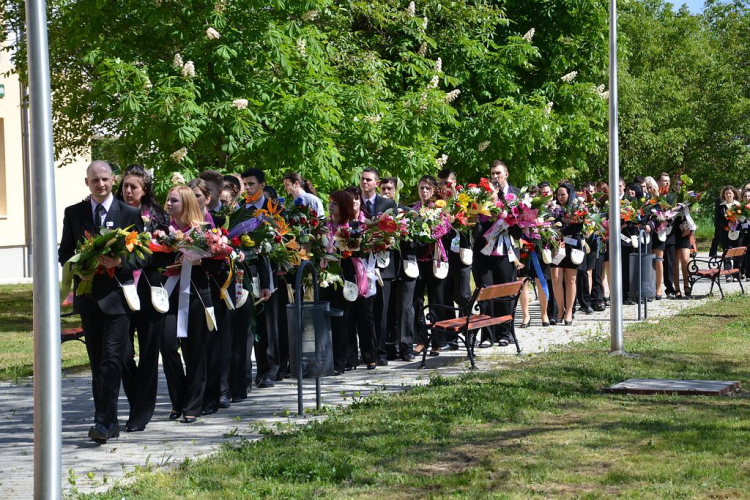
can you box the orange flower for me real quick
[125,231,139,252]
[243,189,262,205]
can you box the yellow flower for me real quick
[125,231,139,252]
[240,234,254,247]
[434,199,447,208]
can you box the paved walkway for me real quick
[0,274,726,498]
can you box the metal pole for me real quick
[608,0,624,354]
[26,0,62,497]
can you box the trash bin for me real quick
[287,301,335,379]
[629,253,655,301]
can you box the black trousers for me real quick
[662,241,676,295]
[388,273,416,356]
[161,291,209,418]
[254,290,280,381]
[446,252,472,311]
[414,260,447,347]
[322,284,352,373]
[374,278,393,361]
[121,294,163,429]
[81,306,131,428]
[230,297,254,400]
[276,276,291,376]
[203,295,232,412]
[591,252,606,304]
[347,295,378,367]
[472,253,516,342]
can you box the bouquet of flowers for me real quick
[565,195,591,224]
[179,227,234,261]
[726,202,748,226]
[362,209,408,254]
[69,227,153,296]
[456,178,504,222]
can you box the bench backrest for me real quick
[726,246,747,259]
[476,280,525,302]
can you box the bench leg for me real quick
[739,276,745,295]
[715,278,724,299]
[460,329,477,370]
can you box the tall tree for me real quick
[1,0,610,197]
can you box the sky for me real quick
[674,0,705,13]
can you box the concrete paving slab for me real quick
[605,378,741,396]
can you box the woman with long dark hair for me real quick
[550,183,581,326]
[115,164,169,432]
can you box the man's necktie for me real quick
[366,200,374,216]
[95,204,106,230]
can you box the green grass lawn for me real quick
[86,295,750,499]
[0,284,88,382]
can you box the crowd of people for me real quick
[61,159,723,444]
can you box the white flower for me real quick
[560,71,578,83]
[469,187,481,195]
[478,140,490,152]
[421,16,428,32]
[170,149,188,164]
[142,214,151,225]
[173,53,184,70]
[435,57,442,73]
[214,1,226,13]
[353,116,360,122]
[301,10,319,22]
[170,171,187,184]
[435,154,448,167]
[143,77,152,89]
[418,42,427,57]
[445,89,461,103]
[596,84,606,94]
[406,1,416,17]
[418,93,428,112]
[427,75,439,90]
[599,91,610,100]
[232,99,249,110]
[595,84,609,99]
[363,114,382,123]
[145,167,155,178]
[522,28,536,42]
[297,38,307,57]
[544,101,554,116]
[181,61,196,78]
[206,27,220,40]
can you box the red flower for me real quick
[220,227,228,236]
[468,183,477,189]
[377,218,398,233]
[479,177,492,192]
[300,217,307,224]
[231,236,241,247]
[311,218,319,227]
[274,235,282,243]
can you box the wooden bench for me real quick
[419,280,526,369]
[688,246,746,299]
[61,311,85,344]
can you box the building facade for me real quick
[0,46,90,282]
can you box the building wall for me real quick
[1,44,91,279]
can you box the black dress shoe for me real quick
[400,353,415,362]
[182,416,197,424]
[219,395,231,409]
[231,396,246,404]
[376,358,388,366]
[496,339,510,347]
[549,318,557,326]
[125,424,145,433]
[593,303,606,312]
[428,351,440,357]
[88,422,119,444]
[257,378,275,388]
[168,410,182,421]
[201,407,217,416]
[583,307,594,315]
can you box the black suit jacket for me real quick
[365,194,396,218]
[59,198,145,315]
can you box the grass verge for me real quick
[87,295,750,499]
[0,284,88,383]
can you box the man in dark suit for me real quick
[361,168,397,365]
[58,160,145,444]
[475,160,520,347]
[241,168,277,388]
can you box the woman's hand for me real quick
[98,255,122,269]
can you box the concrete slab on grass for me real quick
[605,379,741,396]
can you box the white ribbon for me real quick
[683,204,697,231]
[364,255,378,298]
[164,257,198,338]
[481,219,509,256]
